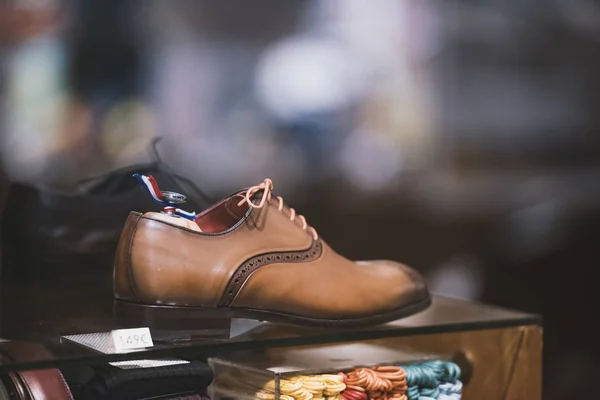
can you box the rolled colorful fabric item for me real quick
[420,360,462,400]
[418,387,439,399]
[341,366,408,400]
[407,364,439,388]
[402,360,464,400]
[339,372,367,400]
[322,374,346,398]
[420,361,445,378]
[374,366,408,400]
[346,368,391,395]
[440,362,461,383]
[419,361,460,384]
[438,381,463,394]
[403,364,437,400]
[373,366,407,393]
[290,375,325,400]
[437,394,461,400]
[213,360,461,400]
[405,384,420,400]
[214,371,350,400]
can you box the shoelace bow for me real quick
[237,178,319,240]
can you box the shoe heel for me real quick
[113,300,232,336]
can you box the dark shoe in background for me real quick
[0,139,212,282]
[0,138,212,332]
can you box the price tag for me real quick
[110,328,153,351]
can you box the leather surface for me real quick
[115,201,312,307]
[114,192,427,317]
[218,238,323,307]
[113,211,142,300]
[231,243,426,318]
[8,374,26,400]
[1,343,73,400]
[18,369,73,400]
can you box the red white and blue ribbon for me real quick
[135,173,164,203]
[133,173,197,220]
[175,208,196,220]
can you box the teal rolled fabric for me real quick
[401,360,463,400]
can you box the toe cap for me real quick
[397,262,429,301]
[357,259,430,306]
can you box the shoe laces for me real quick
[237,178,318,240]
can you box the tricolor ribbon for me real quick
[133,173,197,220]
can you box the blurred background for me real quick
[1,0,600,397]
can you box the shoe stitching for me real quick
[218,239,323,307]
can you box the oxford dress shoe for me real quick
[113,177,430,327]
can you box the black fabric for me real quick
[68,361,213,400]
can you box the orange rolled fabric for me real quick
[341,366,407,400]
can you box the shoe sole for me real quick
[113,295,432,330]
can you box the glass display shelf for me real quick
[0,254,540,374]
[0,281,541,374]
[210,343,440,377]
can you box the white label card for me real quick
[110,328,153,351]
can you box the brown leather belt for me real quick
[1,342,72,400]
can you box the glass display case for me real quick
[0,292,541,399]
[209,344,445,400]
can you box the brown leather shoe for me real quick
[113,178,430,327]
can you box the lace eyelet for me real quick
[239,178,318,239]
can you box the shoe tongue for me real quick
[223,192,249,220]
[249,187,269,205]
[222,186,262,205]
[205,186,264,222]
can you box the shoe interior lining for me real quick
[194,193,249,233]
